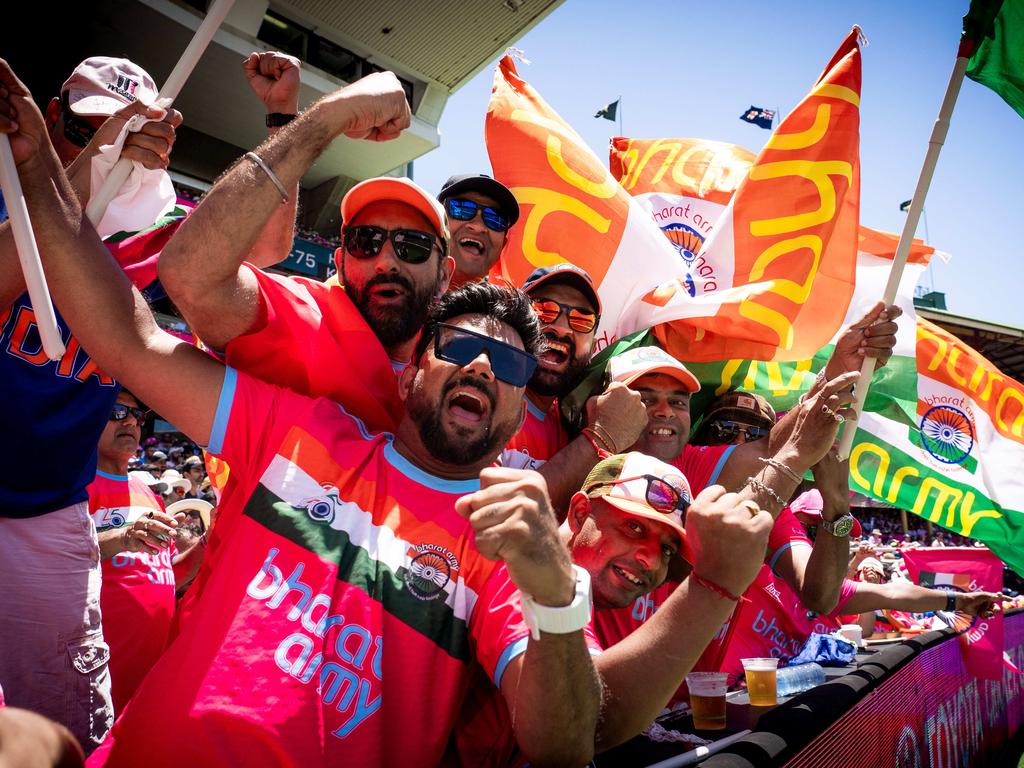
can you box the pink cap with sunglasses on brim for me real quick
[340,177,450,243]
[580,452,694,569]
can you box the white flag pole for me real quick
[837,52,970,459]
[0,134,66,360]
[85,0,235,226]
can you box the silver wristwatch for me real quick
[520,565,592,640]
[821,513,855,537]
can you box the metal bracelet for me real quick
[746,475,786,508]
[244,151,289,203]
[758,456,802,484]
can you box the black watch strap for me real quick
[266,112,297,128]
[945,590,958,612]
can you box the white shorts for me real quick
[0,501,113,753]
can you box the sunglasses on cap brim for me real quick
[434,323,537,387]
[444,198,509,232]
[342,225,443,265]
[587,474,691,518]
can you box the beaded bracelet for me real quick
[746,475,786,508]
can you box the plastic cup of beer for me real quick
[741,657,779,707]
[686,672,729,730]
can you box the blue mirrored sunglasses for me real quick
[444,198,509,232]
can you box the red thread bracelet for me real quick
[581,428,611,459]
[692,572,750,603]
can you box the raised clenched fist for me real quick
[455,466,575,606]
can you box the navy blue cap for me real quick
[520,264,601,315]
[438,173,520,226]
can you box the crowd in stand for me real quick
[0,50,1010,768]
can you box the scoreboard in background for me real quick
[279,237,336,280]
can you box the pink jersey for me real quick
[504,397,568,465]
[592,444,734,643]
[93,370,534,767]
[694,512,858,684]
[442,624,603,768]
[223,265,403,433]
[87,472,176,715]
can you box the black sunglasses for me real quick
[444,198,509,232]
[710,420,770,443]
[589,474,691,517]
[109,403,149,422]
[60,93,100,149]
[434,323,537,387]
[342,225,442,265]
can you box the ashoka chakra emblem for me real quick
[920,405,974,465]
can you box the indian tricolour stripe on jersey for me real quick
[901,547,1005,679]
[102,376,527,767]
[249,439,482,653]
[849,319,1024,576]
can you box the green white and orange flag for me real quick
[486,27,862,362]
[850,319,1024,576]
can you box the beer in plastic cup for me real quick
[686,672,729,730]
[741,657,779,706]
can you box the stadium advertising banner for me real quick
[783,612,1024,768]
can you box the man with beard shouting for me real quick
[1,54,601,765]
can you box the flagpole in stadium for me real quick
[0,135,65,360]
[85,0,235,226]
[837,45,973,458]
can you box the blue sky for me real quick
[414,0,1023,329]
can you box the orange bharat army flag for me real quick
[485,54,682,353]
[487,28,863,362]
[640,27,864,362]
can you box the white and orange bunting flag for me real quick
[487,28,863,361]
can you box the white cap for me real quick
[61,57,158,117]
[159,469,191,495]
[608,346,700,393]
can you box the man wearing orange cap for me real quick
[158,71,444,435]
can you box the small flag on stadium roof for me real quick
[594,99,619,121]
[739,105,775,129]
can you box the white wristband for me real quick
[519,565,592,641]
